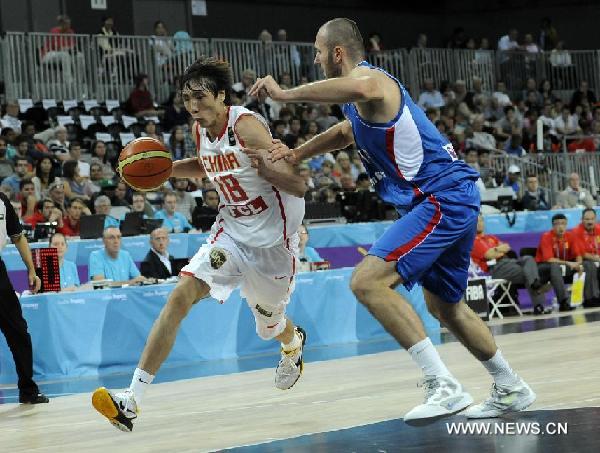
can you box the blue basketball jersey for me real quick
[342,61,479,210]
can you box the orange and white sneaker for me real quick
[275,326,306,390]
[92,387,138,432]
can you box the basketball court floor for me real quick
[1,308,599,452]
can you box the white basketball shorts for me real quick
[180,223,299,340]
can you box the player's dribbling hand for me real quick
[249,75,286,101]
[268,139,297,164]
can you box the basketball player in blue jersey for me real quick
[251,18,535,421]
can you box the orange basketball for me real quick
[117,137,173,191]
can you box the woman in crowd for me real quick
[62,160,97,200]
[91,140,115,179]
[31,156,57,199]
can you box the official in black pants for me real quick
[0,192,49,404]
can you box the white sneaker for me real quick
[92,387,138,432]
[463,378,536,419]
[404,375,473,422]
[275,327,306,390]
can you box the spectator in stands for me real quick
[521,79,542,106]
[539,17,559,51]
[191,189,219,232]
[571,80,596,110]
[94,195,121,229]
[89,163,104,192]
[571,208,600,307]
[555,106,580,137]
[536,213,582,311]
[1,101,22,134]
[245,87,273,123]
[143,120,162,141]
[232,69,257,104]
[523,34,539,54]
[355,173,371,191]
[57,197,89,236]
[492,81,512,107]
[47,126,70,159]
[496,106,521,142]
[463,149,480,172]
[555,173,595,209]
[1,157,29,198]
[31,156,56,200]
[131,191,155,219]
[464,77,489,112]
[417,79,445,109]
[477,150,498,188]
[19,179,37,219]
[13,136,32,165]
[150,20,174,67]
[284,117,303,148]
[503,134,526,157]
[497,29,520,52]
[172,177,195,221]
[168,125,192,161]
[62,160,97,200]
[154,191,192,233]
[65,142,89,178]
[315,104,339,131]
[127,74,161,117]
[0,137,14,182]
[90,140,115,179]
[48,180,67,213]
[447,27,468,49]
[415,33,427,49]
[89,226,145,284]
[24,198,62,228]
[503,165,522,197]
[141,227,177,279]
[272,120,287,141]
[49,232,80,290]
[538,103,558,137]
[333,151,359,181]
[521,174,550,211]
[163,92,190,131]
[467,116,496,151]
[111,181,131,208]
[298,224,323,265]
[539,80,557,104]
[41,15,83,84]
[471,214,550,315]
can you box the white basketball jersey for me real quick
[195,106,305,248]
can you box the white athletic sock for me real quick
[282,330,302,352]
[481,350,520,387]
[408,338,451,377]
[129,368,155,406]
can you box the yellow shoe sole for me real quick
[92,387,118,420]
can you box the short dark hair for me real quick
[320,18,365,61]
[15,156,28,165]
[16,135,29,146]
[69,141,81,150]
[526,173,537,179]
[19,178,33,190]
[357,172,370,183]
[179,56,233,106]
[582,208,596,218]
[552,213,567,224]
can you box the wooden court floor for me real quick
[1,315,599,452]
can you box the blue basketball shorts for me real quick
[369,181,480,303]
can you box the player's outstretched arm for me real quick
[171,158,206,179]
[237,115,307,198]
[249,72,384,104]
[270,120,355,164]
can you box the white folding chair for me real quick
[486,278,523,319]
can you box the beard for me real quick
[324,52,342,79]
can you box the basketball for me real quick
[117,137,173,191]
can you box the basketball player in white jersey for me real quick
[91,57,307,432]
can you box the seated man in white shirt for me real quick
[417,78,445,109]
[140,227,177,279]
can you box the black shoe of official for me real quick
[530,279,543,292]
[559,301,575,312]
[19,392,49,404]
[533,304,545,315]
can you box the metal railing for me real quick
[488,152,600,205]
[3,32,600,106]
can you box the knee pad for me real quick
[251,303,286,340]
